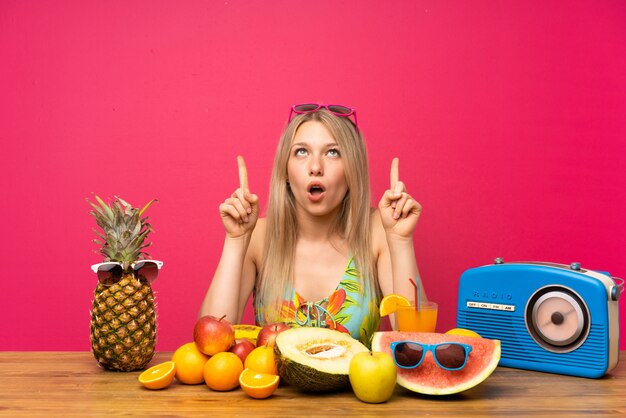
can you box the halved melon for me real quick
[371,331,500,395]
[274,327,369,392]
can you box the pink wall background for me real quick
[1,1,625,351]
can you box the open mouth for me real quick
[307,182,326,201]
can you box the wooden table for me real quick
[2,351,625,417]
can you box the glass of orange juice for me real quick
[395,302,438,332]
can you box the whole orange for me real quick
[244,345,278,375]
[203,352,244,391]
[171,342,209,384]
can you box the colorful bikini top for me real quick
[253,257,380,347]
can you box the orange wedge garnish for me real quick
[239,368,280,399]
[138,361,176,390]
[379,294,411,316]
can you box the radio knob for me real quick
[551,312,565,325]
[494,257,504,265]
[570,262,581,271]
[610,286,620,301]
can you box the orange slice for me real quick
[239,368,280,399]
[138,361,176,390]
[379,294,411,316]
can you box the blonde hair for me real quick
[256,109,377,323]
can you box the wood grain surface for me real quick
[1,351,625,417]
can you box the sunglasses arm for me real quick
[288,108,295,124]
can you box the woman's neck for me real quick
[295,207,341,241]
[296,217,348,259]
[297,215,333,240]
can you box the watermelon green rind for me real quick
[371,331,501,395]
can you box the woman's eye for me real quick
[295,148,308,156]
[327,148,340,157]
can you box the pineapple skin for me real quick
[90,273,156,371]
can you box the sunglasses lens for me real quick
[434,344,467,369]
[135,261,159,283]
[394,342,424,368]
[294,104,319,113]
[97,264,123,286]
[327,105,352,115]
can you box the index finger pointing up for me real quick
[237,155,249,191]
[390,157,400,191]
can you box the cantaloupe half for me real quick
[274,327,369,392]
[371,331,500,395]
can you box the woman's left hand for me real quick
[378,158,422,238]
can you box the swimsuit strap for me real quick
[294,299,337,329]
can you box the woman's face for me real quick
[287,121,348,219]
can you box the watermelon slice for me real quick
[371,331,500,395]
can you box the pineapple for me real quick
[88,196,158,371]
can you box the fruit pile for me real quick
[138,315,288,398]
[138,298,501,402]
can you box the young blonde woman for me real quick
[200,104,426,345]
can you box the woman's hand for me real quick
[219,156,260,239]
[378,157,422,238]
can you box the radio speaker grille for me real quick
[457,310,607,371]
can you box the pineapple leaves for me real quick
[133,220,141,236]
[138,199,158,216]
[92,229,107,241]
[87,202,110,230]
[89,195,157,263]
[116,196,135,217]
[94,195,115,220]
[87,200,106,218]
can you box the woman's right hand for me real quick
[219,156,260,238]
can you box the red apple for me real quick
[193,315,235,356]
[256,323,291,347]
[228,338,256,364]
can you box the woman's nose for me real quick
[309,156,323,175]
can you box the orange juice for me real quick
[395,302,438,332]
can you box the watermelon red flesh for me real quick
[371,331,501,395]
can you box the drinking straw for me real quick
[409,278,420,312]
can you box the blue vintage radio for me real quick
[457,259,621,378]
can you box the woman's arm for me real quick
[199,235,253,322]
[199,156,260,323]
[373,211,426,301]
[375,158,427,302]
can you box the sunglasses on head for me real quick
[288,103,359,131]
[390,341,473,371]
[90,260,163,286]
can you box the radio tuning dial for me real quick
[570,262,581,271]
[526,286,590,353]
